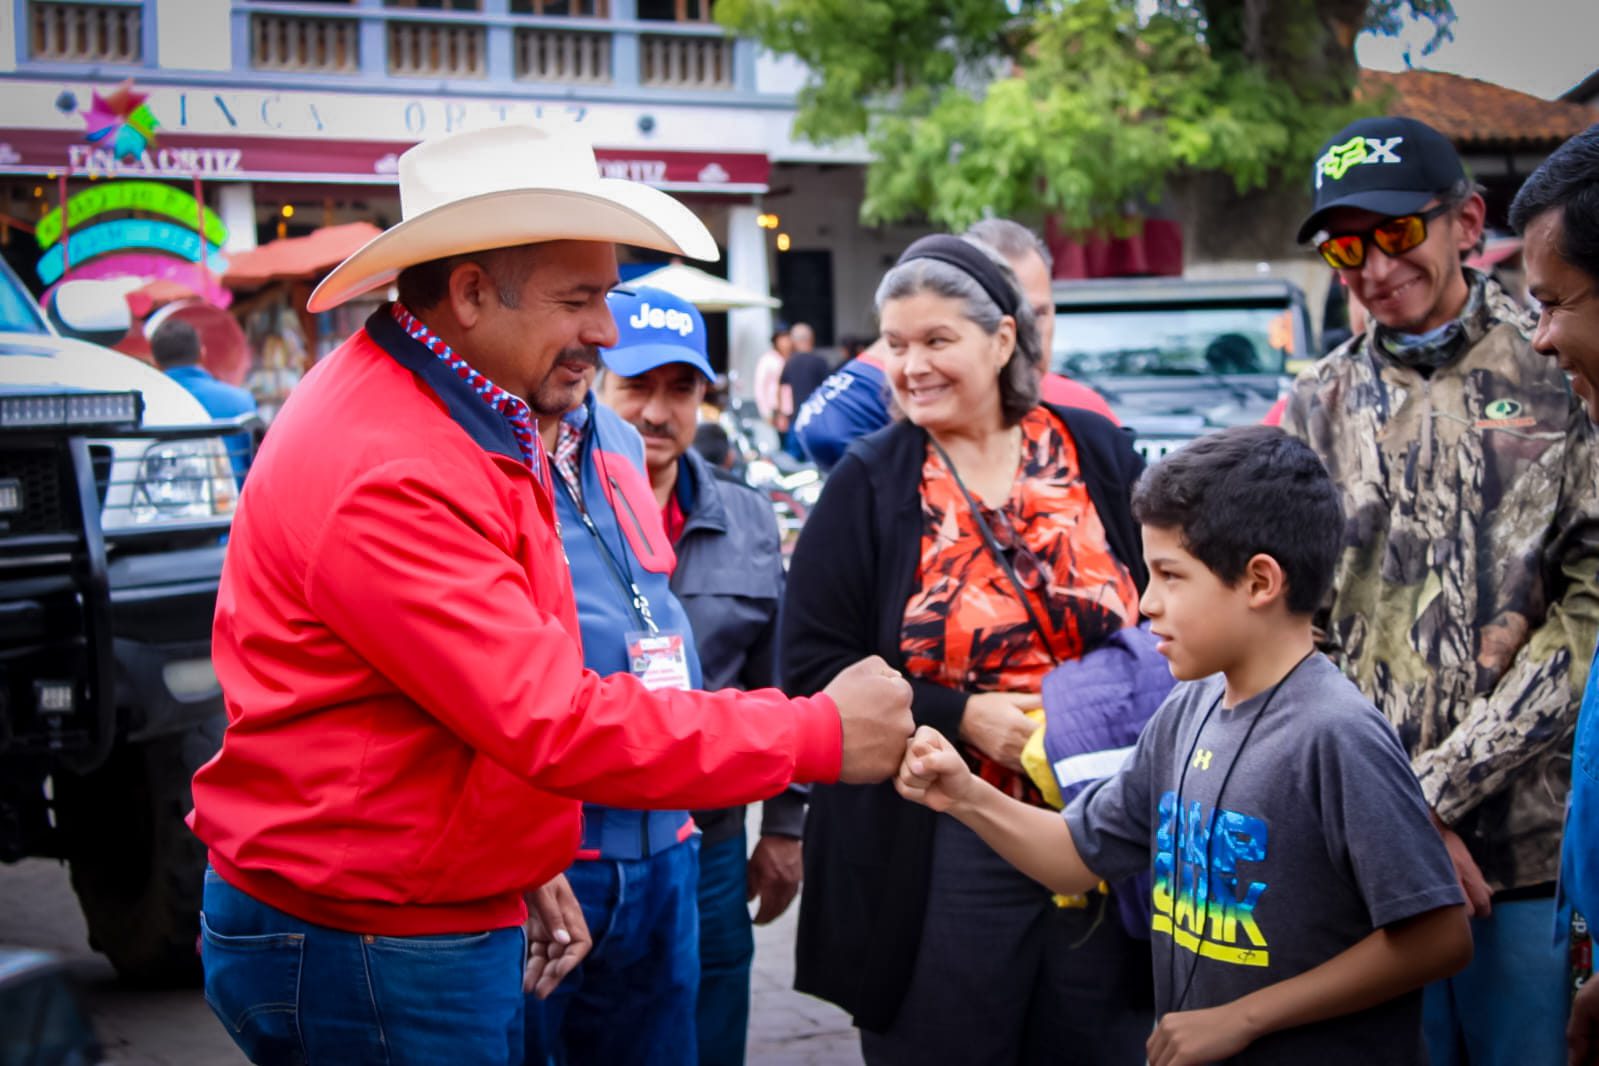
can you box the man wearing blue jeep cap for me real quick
[599,287,797,1066]
[521,283,715,1066]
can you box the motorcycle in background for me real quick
[716,400,822,563]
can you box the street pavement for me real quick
[0,855,863,1065]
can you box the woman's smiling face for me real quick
[879,290,1014,435]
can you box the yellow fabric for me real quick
[1019,709,1109,907]
[1019,709,1061,810]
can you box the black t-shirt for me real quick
[1065,655,1463,1064]
[779,351,831,412]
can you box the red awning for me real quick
[222,221,382,287]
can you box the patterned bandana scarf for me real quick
[1372,268,1491,373]
[389,301,543,476]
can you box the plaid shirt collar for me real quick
[389,302,543,474]
[554,406,588,504]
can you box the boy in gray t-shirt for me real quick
[896,426,1470,1065]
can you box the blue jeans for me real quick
[524,836,700,1066]
[200,867,526,1066]
[1422,896,1568,1066]
[696,831,755,1066]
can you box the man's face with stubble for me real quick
[530,343,603,419]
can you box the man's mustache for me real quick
[556,346,601,369]
[637,419,675,439]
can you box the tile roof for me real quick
[1359,68,1599,147]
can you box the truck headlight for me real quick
[129,439,237,523]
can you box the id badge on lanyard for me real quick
[626,629,692,692]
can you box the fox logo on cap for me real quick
[1295,116,1466,245]
[1315,135,1406,188]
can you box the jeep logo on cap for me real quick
[629,302,696,337]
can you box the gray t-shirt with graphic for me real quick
[1065,653,1463,1065]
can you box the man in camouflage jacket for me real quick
[1284,115,1599,1066]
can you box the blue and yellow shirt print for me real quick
[1153,787,1270,968]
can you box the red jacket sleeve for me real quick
[303,458,841,808]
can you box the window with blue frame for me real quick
[28,1,143,65]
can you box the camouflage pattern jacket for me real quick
[1283,276,1599,891]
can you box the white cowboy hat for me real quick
[306,124,719,312]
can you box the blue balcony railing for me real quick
[233,3,741,91]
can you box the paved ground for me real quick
[0,855,863,1065]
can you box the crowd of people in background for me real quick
[185,111,1599,1066]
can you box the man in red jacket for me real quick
[186,124,913,1066]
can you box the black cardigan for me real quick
[779,404,1147,1031]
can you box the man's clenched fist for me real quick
[823,656,915,784]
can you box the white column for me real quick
[0,7,16,72]
[725,203,772,399]
[218,183,258,253]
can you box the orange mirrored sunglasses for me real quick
[1315,203,1452,270]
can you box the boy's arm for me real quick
[1145,903,1472,1066]
[896,726,1102,896]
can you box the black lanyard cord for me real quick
[1165,650,1315,1014]
[928,436,1059,665]
[554,439,658,634]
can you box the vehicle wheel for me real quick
[57,713,224,986]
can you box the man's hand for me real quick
[959,691,1042,772]
[523,873,592,999]
[826,656,915,784]
[895,726,978,814]
[746,834,803,925]
[1431,810,1492,917]
[1571,977,1599,1066]
[1146,1003,1256,1066]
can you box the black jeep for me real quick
[1051,276,1316,460]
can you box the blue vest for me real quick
[555,397,703,859]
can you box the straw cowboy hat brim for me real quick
[306,125,720,313]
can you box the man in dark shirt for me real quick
[778,321,829,459]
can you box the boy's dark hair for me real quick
[1510,122,1599,283]
[150,318,202,369]
[1132,425,1343,615]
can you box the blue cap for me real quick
[600,286,714,380]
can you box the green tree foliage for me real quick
[718,0,1456,230]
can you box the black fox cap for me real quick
[1297,116,1466,244]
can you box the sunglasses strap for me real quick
[929,437,1060,664]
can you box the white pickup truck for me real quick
[0,260,244,985]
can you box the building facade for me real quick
[0,0,930,386]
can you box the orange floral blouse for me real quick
[900,407,1139,802]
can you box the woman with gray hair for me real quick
[780,234,1153,1064]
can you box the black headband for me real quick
[894,234,1020,318]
